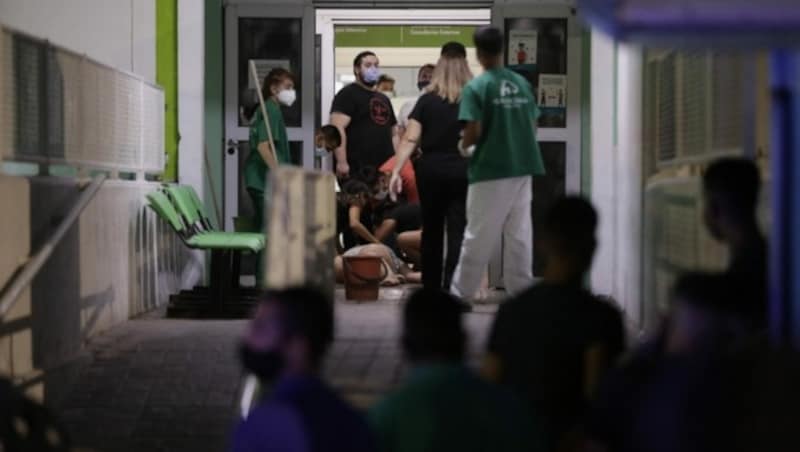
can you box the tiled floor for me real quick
[55,287,499,452]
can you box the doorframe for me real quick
[315,8,492,172]
[223,3,315,231]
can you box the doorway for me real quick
[224,3,583,284]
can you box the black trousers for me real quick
[415,153,468,290]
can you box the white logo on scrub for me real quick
[500,80,520,97]
[494,79,528,108]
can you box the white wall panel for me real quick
[0,0,156,80]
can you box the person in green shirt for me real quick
[246,67,295,233]
[368,288,544,452]
[449,26,545,303]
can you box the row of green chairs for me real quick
[146,184,264,318]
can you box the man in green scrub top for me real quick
[449,26,545,302]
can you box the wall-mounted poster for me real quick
[508,29,538,65]
[538,74,567,108]
[504,17,567,128]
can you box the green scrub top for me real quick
[459,67,545,184]
[245,98,292,192]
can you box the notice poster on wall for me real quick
[538,74,567,108]
[508,29,538,65]
[248,59,291,90]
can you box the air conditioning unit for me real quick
[577,0,800,47]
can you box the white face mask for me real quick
[277,89,296,107]
[380,90,395,98]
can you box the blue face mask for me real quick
[362,66,381,85]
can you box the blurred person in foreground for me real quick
[369,288,544,452]
[484,197,625,451]
[584,273,747,452]
[702,157,767,330]
[232,288,376,452]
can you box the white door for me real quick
[224,3,315,231]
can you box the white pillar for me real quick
[615,43,643,327]
[177,0,205,202]
[589,32,617,300]
[590,32,644,331]
[178,0,206,285]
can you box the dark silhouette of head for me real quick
[239,287,334,381]
[402,289,466,364]
[473,26,503,68]
[440,41,467,59]
[702,158,761,243]
[541,196,598,283]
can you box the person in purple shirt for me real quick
[232,287,377,452]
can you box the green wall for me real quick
[204,0,224,228]
[157,0,179,181]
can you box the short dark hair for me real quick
[440,41,467,58]
[703,158,761,219]
[264,287,334,365]
[342,179,370,197]
[318,125,341,148]
[262,67,294,94]
[378,74,395,84]
[418,64,435,77]
[544,196,598,254]
[402,288,465,363]
[473,26,503,57]
[356,165,381,188]
[353,51,377,67]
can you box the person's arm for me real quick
[257,141,278,169]
[462,121,482,149]
[348,205,380,244]
[458,84,482,156]
[330,112,351,178]
[374,218,397,242]
[391,125,401,153]
[389,119,422,200]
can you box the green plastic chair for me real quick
[146,185,265,318]
[162,185,265,253]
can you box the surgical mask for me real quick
[239,343,285,381]
[362,66,381,85]
[373,189,389,201]
[417,81,430,91]
[277,89,296,107]
[315,147,329,158]
[380,90,395,98]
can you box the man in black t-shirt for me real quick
[484,197,625,451]
[330,51,399,179]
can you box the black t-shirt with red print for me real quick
[331,83,397,175]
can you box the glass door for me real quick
[224,4,315,231]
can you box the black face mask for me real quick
[239,343,286,381]
[417,81,430,91]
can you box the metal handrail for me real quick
[0,174,107,318]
